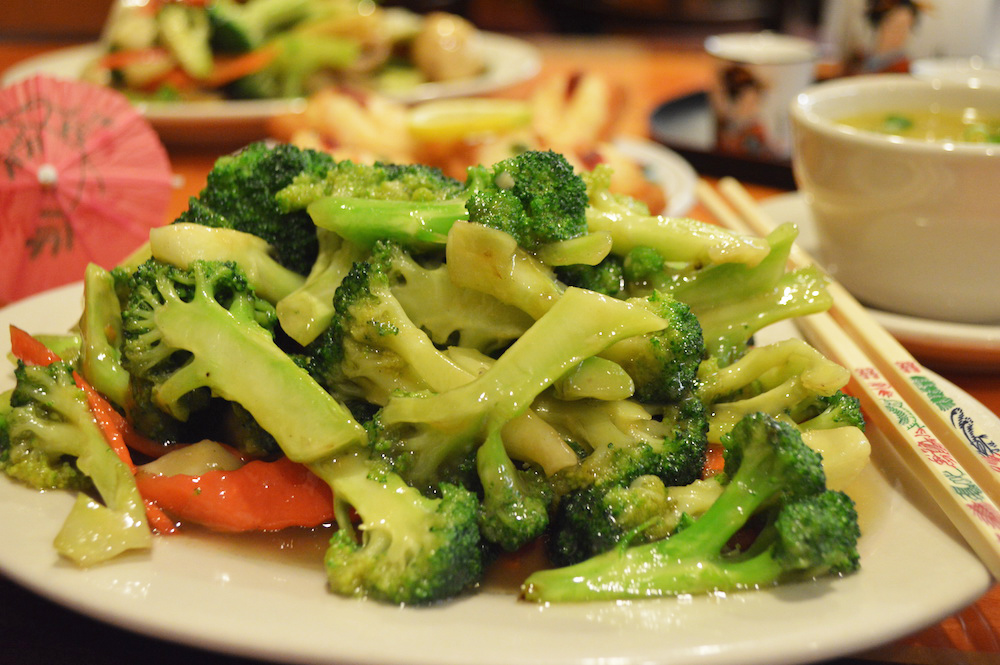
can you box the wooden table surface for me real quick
[2,33,999,665]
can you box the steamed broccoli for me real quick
[583,165,770,268]
[176,142,336,275]
[120,258,366,462]
[368,287,668,550]
[304,150,588,252]
[600,291,705,404]
[274,160,464,345]
[2,361,152,566]
[304,242,474,406]
[312,451,482,605]
[522,413,860,601]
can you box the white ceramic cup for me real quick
[705,31,819,160]
[789,74,1000,324]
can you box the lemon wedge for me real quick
[407,98,533,142]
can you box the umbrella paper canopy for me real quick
[0,74,173,303]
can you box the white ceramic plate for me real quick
[613,137,698,218]
[0,285,993,665]
[0,35,541,145]
[760,192,1000,372]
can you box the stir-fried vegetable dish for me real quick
[0,142,871,605]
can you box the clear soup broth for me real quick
[837,108,1000,143]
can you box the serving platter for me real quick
[1,34,541,146]
[0,283,992,665]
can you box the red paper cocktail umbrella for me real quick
[0,74,173,303]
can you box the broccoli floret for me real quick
[305,242,473,406]
[273,160,464,344]
[555,255,625,297]
[795,391,865,432]
[207,0,312,53]
[476,428,553,552]
[305,151,588,252]
[601,291,705,404]
[176,142,336,275]
[380,240,533,354]
[2,361,152,565]
[312,451,482,605]
[368,287,668,550]
[547,474,674,567]
[120,259,366,463]
[523,413,860,601]
[539,395,707,494]
[78,263,131,409]
[464,150,588,250]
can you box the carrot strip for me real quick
[205,45,279,87]
[135,457,335,532]
[9,325,61,366]
[702,442,726,479]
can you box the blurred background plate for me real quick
[1,33,541,146]
[612,137,697,218]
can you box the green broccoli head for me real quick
[541,392,708,497]
[177,142,336,274]
[3,360,153,565]
[464,150,588,250]
[304,241,473,406]
[523,413,857,602]
[121,258,365,463]
[476,428,553,552]
[1,363,93,491]
[602,290,705,404]
[795,390,865,432]
[547,474,675,567]
[314,453,483,605]
[555,255,625,297]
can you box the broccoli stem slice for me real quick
[150,224,306,304]
[147,273,366,463]
[585,192,770,267]
[445,220,564,320]
[379,287,668,429]
[307,196,467,249]
[79,263,130,408]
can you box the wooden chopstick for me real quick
[714,177,1000,507]
[697,179,1000,580]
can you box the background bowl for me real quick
[789,74,1000,324]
